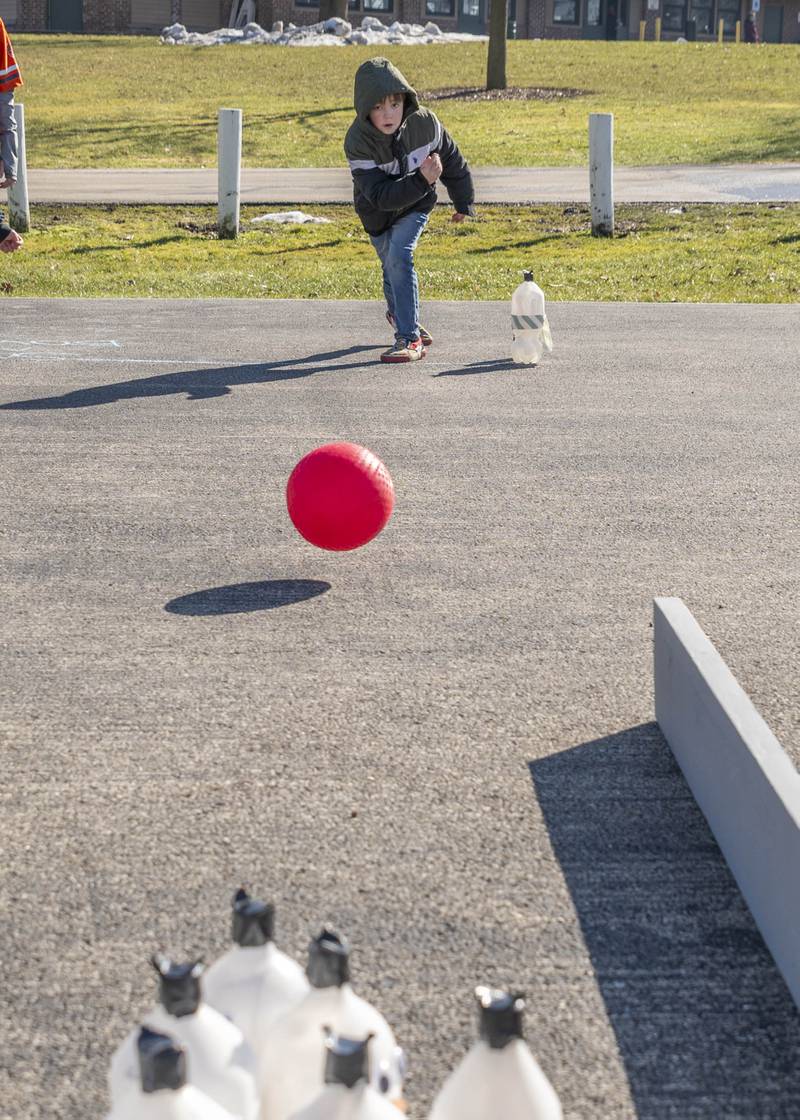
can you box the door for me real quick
[48,0,83,30]
[762,3,783,39]
[457,0,486,34]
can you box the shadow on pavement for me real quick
[529,722,800,1117]
[0,346,377,410]
[165,579,331,615]
[433,359,518,377]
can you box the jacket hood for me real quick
[353,57,419,122]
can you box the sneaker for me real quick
[380,338,427,363]
[386,311,433,347]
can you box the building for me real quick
[2,0,797,44]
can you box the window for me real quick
[364,0,392,9]
[427,0,454,13]
[689,1,712,30]
[716,0,739,32]
[586,0,602,23]
[661,0,686,28]
[552,0,579,20]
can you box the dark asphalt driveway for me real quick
[1,298,799,1119]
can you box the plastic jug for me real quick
[109,956,259,1120]
[427,987,562,1120]
[204,889,309,1075]
[511,271,553,365]
[258,929,405,1120]
[105,1027,239,1120]
[288,1032,403,1120]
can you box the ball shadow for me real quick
[165,579,331,616]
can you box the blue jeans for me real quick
[0,92,19,182]
[370,209,430,344]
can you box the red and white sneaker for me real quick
[386,311,433,347]
[380,338,427,363]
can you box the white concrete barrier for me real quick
[218,108,242,239]
[8,101,30,234]
[589,113,614,237]
[654,596,800,1008]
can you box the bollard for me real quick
[718,16,724,40]
[589,113,614,237]
[217,108,242,240]
[735,17,741,39]
[655,15,662,39]
[8,101,30,234]
[639,18,646,39]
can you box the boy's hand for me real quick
[451,212,467,223]
[420,153,442,184]
[0,229,23,252]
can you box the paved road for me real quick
[21,162,800,204]
[2,299,799,1120]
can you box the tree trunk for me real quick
[486,0,508,90]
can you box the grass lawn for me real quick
[13,36,800,168]
[2,202,798,301]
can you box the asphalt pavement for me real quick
[1,298,799,1120]
[22,162,800,204]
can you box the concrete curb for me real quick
[653,596,800,1008]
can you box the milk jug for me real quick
[258,929,405,1120]
[288,1033,403,1120]
[105,1027,239,1120]
[109,955,259,1120]
[204,889,309,1075]
[427,987,562,1120]
[511,271,553,365]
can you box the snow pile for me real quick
[250,210,333,224]
[160,16,487,45]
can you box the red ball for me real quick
[286,442,395,552]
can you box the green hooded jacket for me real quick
[344,57,474,236]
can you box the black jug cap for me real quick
[138,1026,187,1093]
[151,955,204,1018]
[306,928,350,988]
[475,986,525,1049]
[232,888,276,947]
[523,270,534,282]
[323,1030,373,1088]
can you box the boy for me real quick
[0,16,23,252]
[344,57,474,363]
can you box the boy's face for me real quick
[368,93,405,136]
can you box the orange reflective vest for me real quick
[0,18,23,94]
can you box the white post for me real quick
[217,108,242,240]
[8,101,30,234]
[589,112,614,237]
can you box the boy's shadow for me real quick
[0,346,377,411]
[165,579,331,616]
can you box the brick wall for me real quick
[17,0,48,30]
[83,0,128,31]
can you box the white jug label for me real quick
[511,314,545,330]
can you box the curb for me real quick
[654,596,800,1008]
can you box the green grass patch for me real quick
[13,36,800,168]
[2,202,798,301]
